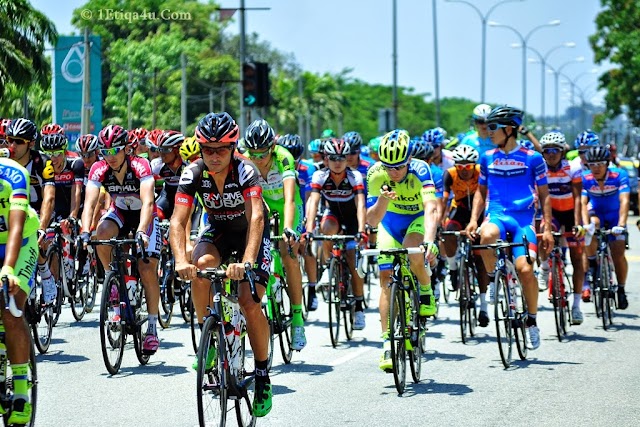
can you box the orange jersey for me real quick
[546,159,581,211]
[444,165,480,209]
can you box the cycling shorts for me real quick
[100,208,162,258]
[0,233,37,295]
[196,222,271,288]
[377,213,423,271]
[484,211,537,260]
[447,206,483,231]
[271,204,304,236]
[156,193,174,220]
[321,208,358,250]
[589,210,626,242]
[540,209,582,247]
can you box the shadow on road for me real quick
[270,361,333,377]
[271,384,296,395]
[425,350,474,362]
[37,350,90,364]
[102,361,190,378]
[563,332,611,343]
[507,358,582,370]
[382,379,473,397]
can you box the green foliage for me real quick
[590,0,640,126]
[0,82,52,125]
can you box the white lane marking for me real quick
[328,347,372,367]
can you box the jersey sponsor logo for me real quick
[397,194,419,202]
[42,160,55,179]
[55,172,74,182]
[238,162,255,186]
[413,162,429,177]
[490,158,526,169]
[0,165,25,185]
[204,191,244,209]
[180,168,194,185]
[131,158,150,178]
[201,179,211,188]
[176,196,191,205]
[106,184,139,193]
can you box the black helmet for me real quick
[41,133,69,152]
[342,131,363,151]
[585,145,610,163]
[244,119,275,149]
[278,134,304,160]
[486,105,524,127]
[195,112,239,144]
[7,118,37,141]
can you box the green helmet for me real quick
[369,136,382,154]
[321,128,335,138]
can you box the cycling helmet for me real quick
[180,136,201,161]
[195,112,239,144]
[308,139,322,154]
[472,104,492,122]
[485,105,524,127]
[98,124,128,149]
[342,131,363,151]
[369,136,382,155]
[423,142,435,161]
[360,145,371,157]
[157,130,184,149]
[452,144,479,163]
[244,119,275,149]
[519,140,536,151]
[128,127,148,149]
[41,133,68,152]
[77,134,99,153]
[321,128,336,138]
[574,130,600,149]
[539,131,566,149]
[410,138,427,160]
[278,134,304,160]
[323,138,351,156]
[40,123,65,136]
[0,119,11,138]
[585,145,610,163]
[379,129,410,166]
[7,118,37,141]
[422,128,446,148]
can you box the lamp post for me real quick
[445,0,524,102]
[392,0,398,128]
[489,19,561,114]
[512,42,575,128]
[548,56,585,127]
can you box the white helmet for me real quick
[540,131,566,149]
[452,144,479,163]
[472,104,492,121]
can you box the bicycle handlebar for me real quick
[472,236,533,265]
[196,262,260,303]
[1,277,23,317]
[308,234,358,242]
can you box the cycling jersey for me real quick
[310,168,364,234]
[444,165,480,210]
[582,167,629,213]
[461,133,494,156]
[88,156,155,212]
[24,149,55,212]
[436,149,455,172]
[152,158,187,219]
[569,156,588,173]
[429,163,444,199]
[53,156,84,219]
[250,145,303,215]
[479,146,548,215]
[546,159,581,212]
[352,157,372,192]
[296,159,317,202]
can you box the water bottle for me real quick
[272,274,282,303]
[225,308,244,373]
[62,240,74,280]
[125,275,137,305]
[0,324,6,384]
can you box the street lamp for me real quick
[511,41,575,128]
[445,0,525,102]
[548,56,585,127]
[489,19,561,114]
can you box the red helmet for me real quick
[146,129,163,148]
[195,112,239,144]
[98,124,128,149]
[0,119,11,138]
[40,123,65,136]
[77,134,99,153]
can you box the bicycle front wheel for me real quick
[551,258,564,341]
[408,287,423,384]
[328,258,341,347]
[389,282,407,393]
[276,280,293,364]
[600,259,613,330]
[70,268,87,322]
[458,261,469,344]
[493,272,513,368]
[133,286,150,366]
[196,316,227,427]
[100,271,126,375]
[190,290,201,353]
[343,270,354,341]
[29,276,53,354]
[84,253,98,313]
[158,247,175,329]
[513,279,528,361]
[234,331,256,427]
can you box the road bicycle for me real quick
[540,231,574,341]
[591,228,625,330]
[195,264,259,427]
[157,219,175,329]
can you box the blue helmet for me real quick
[519,140,535,151]
[422,128,446,148]
[278,134,304,160]
[360,145,370,157]
[410,137,427,160]
[342,131,363,151]
[574,130,600,149]
[308,138,322,154]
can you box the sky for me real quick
[31,0,606,120]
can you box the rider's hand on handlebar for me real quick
[135,231,150,248]
[79,231,91,249]
[421,241,439,264]
[175,261,197,282]
[283,228,299,247]
[356,232,369,248]
[465,219,478,237]
[612,225,626,235]
[0,266,20,296]
[226,262,247,281]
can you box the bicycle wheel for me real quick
[493,272,513,368]
[408,287,423,384]
[133,286,150,366]
[550,257,564,342]
[179,281,192,323]
[84,252,99,313]
[600,260,612,330]
[30,276,53,354]
[560,264,571,335]
[276,280,293,364]
[467,267,478,338]
[196,316,227,427]
[46,246,64,328]
[363,261,373,309]
[263,302,275,372]
[514,279,528,361]
[343,270,354,341]
[458,262,469,344]
[1,339,37,427]
[234,331,256,427]
[70,264,87,322]
[100,271,126,375]
[327,258,341,347]
[389,281,407,394]
[593,273,602,319]
[157,247,175,329]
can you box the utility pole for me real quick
[392,0,398,128]
[432,0,441,127]
[127,68,133,129]
[152,67,157,129]
[209,89,214,112]
[239,0,246,132]
[81,28,91,134]
[221,86,226,111]
[181,53,187,134]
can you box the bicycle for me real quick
[362,224,379,309]
[309,234,358,348]
[359,246,426,394]
[88,235,150,375]
[441,231,478,344]
[473,237,532,368]
[157,219,175,329]
[590,228,624,331]
[25,260,54,355]
[0,278,38,427]
[195,264,259,427]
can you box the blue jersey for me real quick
[429,163,444,199]
[479,146,548,215]
[581,167,629,213]
[461,133,494,156]
[296,159,317,203]
[353,157,372,193]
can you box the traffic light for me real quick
[242,62,270,107]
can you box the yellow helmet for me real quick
[180,136,201,161]
[379,129,410,166]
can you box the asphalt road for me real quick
[34,218,640,427]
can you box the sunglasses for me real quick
[81,151,96,158]
[43,149,65,157]
[587,161,607,167]
[487,123,508,131]
[247,149,271,159]
[157,146,175,154]
[384,163,407,171]
[328,154,347,162]
[0,138,7,146]
[474,119,487,125]
[455,163,475,170]
[7,136,30,145]
[200,144,234,156]
[543,148,561,155]
[99,146,126,157]
[578,150,588,155]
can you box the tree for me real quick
[0,81,52,125]
[0,0,57,101]
[590,0,640,126]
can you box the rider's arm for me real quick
[538,184,553,233]
[243,195,265,265]
[366,195,390,227]
[618,192,630,227]
[169,202,192,265]
[39,184,55,230]
[442,170,453,220]
[137,178,155,235]
[305,192,321,232]
[423,196,439,243]
[469,185,487,224]
[571,180,582,226]
[355,192,367,233]
[283,177,296,231]
[81,184,101,233]
[3,209,27,283]
[70,183,82,219]
[580,194,591,227]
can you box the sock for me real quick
[618,284,625,292]
[308,282,316,289]
[292,304,304,327]
[355,296,364,312]
[447,256,457,270]
[480,293,487,312]
[255,359,269,380]
[419,283,432,295]
[198,323,203,331]
[11,363,29,402]
[573,293,581,307]
[38,263,52,279]
[147,314,158,335]
[526,313,537,327]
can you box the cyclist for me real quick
[343,131,372,184]
[423,127,454,171]
[461,103,494,155]
[171,112,272,417]
[304,138,368,329]
[6,118,57,303]
[77,134,109,232]
[570,130,600,174]
[308,139,323,164]
[80,124,162,355]
[580,145,630,309]
[537,131,585,324]
[152,130,186,221]
[144,129,163,161]
[244,119,307,350]
[465,105,554,350]
[366,129,439,371]
[442,144,490,326]
[128,127,148,158]
[368,136,381,162]
[180,136,201,163]
[0,156,40,425]
[0,119,11,145]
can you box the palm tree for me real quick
[0,0,57,101]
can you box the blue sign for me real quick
[52,36,102,149]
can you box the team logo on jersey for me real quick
[490,158,525,169]
[238,162,256,186]
[180,168,194,185]
[42,161,55,179]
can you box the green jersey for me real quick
[0,158,40,243]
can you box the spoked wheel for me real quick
[276,281,293,364]
[363,261,374,309]
[593,280,602,319]
[343,281,354,341]
[551,259,564,342]
[1,340,38,427]
[46,247,64,328]
[234,333,256,427]
[29,278,53,355]
[389,282,407,394]
[100,271,126,375]
[513,280,528,361]
[299,256,309,321]
[133,286,150,366]
[327,258,341,347]
[459,267,470,344]
[70,272,87,322]
[84,253,99,313]
[190,294,201,354]
[157,248,175,329]
[408,289,424,384]
[179,281,192,323]
[493,273,513,368]
[441,278,450,304]
[196,316,227,427]
[601,263,613,330]
[560,268,571,335]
